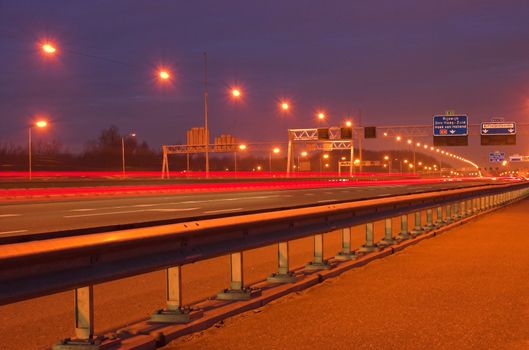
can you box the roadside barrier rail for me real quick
[1,181,528,349]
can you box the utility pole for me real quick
[204,52,209,177]
[28,127,32,180]
[358,109,363,173]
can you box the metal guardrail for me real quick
[1,181,528,349]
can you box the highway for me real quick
[0,180,490,240]
[0,179,521,350]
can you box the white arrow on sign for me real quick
[482,129,488,133]
[449,130,456,134]
[508,129,514,133]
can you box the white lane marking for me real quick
[65,207,202,218]
[0,230,28,235]
[64,195,286,214]
[317,199,335,203]
[0,214,21,218]
[324,192,334,195]
[203,208,243,214]
[304,193,315,196]
[65,210,150,218]
[148,208,200,212]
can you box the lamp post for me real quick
[269,147,280,174]
[28,120,48,180]
[384,155,390,174]
[298,151,308,173]
[235,144,246,175]
[320,153,329,174]
[121,133,136,177]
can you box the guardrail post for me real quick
[359,222,377,252]
[466,199,473,216]
[54,286,99,349]
[151,266,201,323]
[424,209,434,230]
[460,201,467,217]
[75,286,94,341]
[268,242,297,283]
[473,198,479,214]
[434,207,444,226]
[444,204,453,223]
[218,252,260,300]
[411,211,423,236]
[451,202,458,220]
[397,214,410,240]
[379,218,396,247]
[335,227,356,260]
[306,234,331,270]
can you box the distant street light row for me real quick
[383,133,479,175]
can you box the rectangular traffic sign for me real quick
[480,122,516,135]
[489,152,505,162]
[433,115,468,136]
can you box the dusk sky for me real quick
[1,0,529,164]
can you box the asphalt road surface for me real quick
[0,180,489,239]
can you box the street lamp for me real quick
[269,147,280,174]
[28,119,48,180]
[121,133,136,177]
[383,155,391,173]
[41,42,57,55]
[231,88,241,98]
[158,69,171,81]
[280,101,290,111]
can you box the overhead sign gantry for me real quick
[286,127,355,177]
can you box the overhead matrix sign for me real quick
[480,122,516,135]
[480,120,517,146]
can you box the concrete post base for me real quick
[267,272,298,284]
[334,251,357,261]
[377,237,396,247]
[150,308,202,324]
[52,338,109,350]
[216,287,261,301]
[305,261,332,271]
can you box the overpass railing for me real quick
[1,181,528,349]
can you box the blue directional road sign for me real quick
[433,115,468,136]
[481,122,516,136]
[489,151,505,163]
